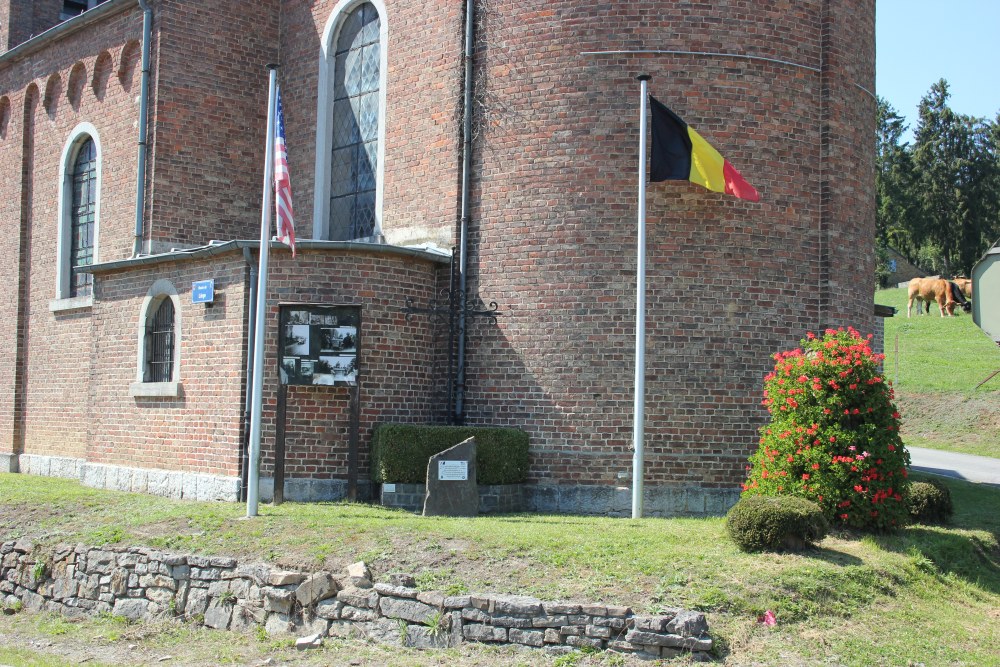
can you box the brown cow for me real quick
[907,277,965,317]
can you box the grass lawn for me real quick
[876,286,1000,458]
[2,472,999,666]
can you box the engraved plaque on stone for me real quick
[438,460,468,481]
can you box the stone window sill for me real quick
[49,295,93,313]
[130,382,182,398]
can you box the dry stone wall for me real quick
[0,539,712,660]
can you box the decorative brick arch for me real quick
[118,40,141,92]
[0,96,10,139]
[43,73,62,119]
[68,62,87,111]
[92,51,113,100]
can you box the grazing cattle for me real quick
[907,277,967,317]
[948,280,972,314]
[952,277,973,299]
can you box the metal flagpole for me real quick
[632,74,650,519]
[247,64,279,517]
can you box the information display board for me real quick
[278,305,360,385]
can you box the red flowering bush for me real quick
[742,327,911,531]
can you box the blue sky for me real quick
[876,0,1000,137]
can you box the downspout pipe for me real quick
[133,0,152,257]
[454,0,475,424]
[239,246,259,502]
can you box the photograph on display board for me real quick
[320,326,357,353]
[284,325,311,356]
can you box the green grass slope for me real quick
[2,473,999,666]
[877,287,1000,458]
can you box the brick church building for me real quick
[0,0,877,515]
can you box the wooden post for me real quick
[274,383,287,505]
[347,382,360,500]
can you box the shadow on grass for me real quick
[866,474,1000,596]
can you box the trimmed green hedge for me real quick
[906,479,954,524]
[726,495,830,552]
[371,424,530,485]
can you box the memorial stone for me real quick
[423,438,478,516]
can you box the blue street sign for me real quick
[192,279,215,304]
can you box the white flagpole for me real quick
[632,74,650,519]
[247,65,279,517]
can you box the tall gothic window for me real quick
[70,137,96,297]
[145,298,175,383]
[330,3,380,240]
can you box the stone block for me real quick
[337,586,378,609]
[542,602,581,615]
[268,570,306,586]
[112,598,149,621]
[416,590,444,607]
[203,601,232,630]
[388,573,416,587]
[264,588,295,614]
[463,623,507,642]
[405,625,451,649]
[265,611,295,635]
[315,598,343,619]
[296,633,324,650]
[296,573,337,607]
[666,610,709,637]
[374,583,417,599]
[443,595,470,609]
[493,594,542,616]
[543,628,561,644]
[509,628,545,647]
[566,635,604,650]
[379,596,439,625]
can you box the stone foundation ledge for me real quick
[0,541,713,660]
[14,454,240,502]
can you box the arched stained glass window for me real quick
[330,2,380,240]
[70,137,96,297]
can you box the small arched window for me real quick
[70,137,96,297]
[131,279,182,398]
[145,298,175,382]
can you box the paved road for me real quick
[908,446,1000,486]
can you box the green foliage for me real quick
[906,480,954,524]
[370,424,529,485]
[31,561,47,583]
[743,328,912,531]
[726,495,829,552]
[878,81,1000,276]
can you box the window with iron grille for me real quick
[70,137,96,297]
[329,2,380,241]
[145,298,175,383]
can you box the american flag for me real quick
[274,86,296,257]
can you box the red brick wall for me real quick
[89,255,248,476]
[144,0,279,249]
[87,246,443,480]
[257,247,444,480]
[0,6,146,459]
[459,0,877,491]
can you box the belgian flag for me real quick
[648,95,760,202]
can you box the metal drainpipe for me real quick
[239,247,259,501]
[133,0,152,257]
[454,0,475,424]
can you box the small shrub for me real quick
[906,479,953,524]
[726,495,830,552]
[742,328,911,531]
